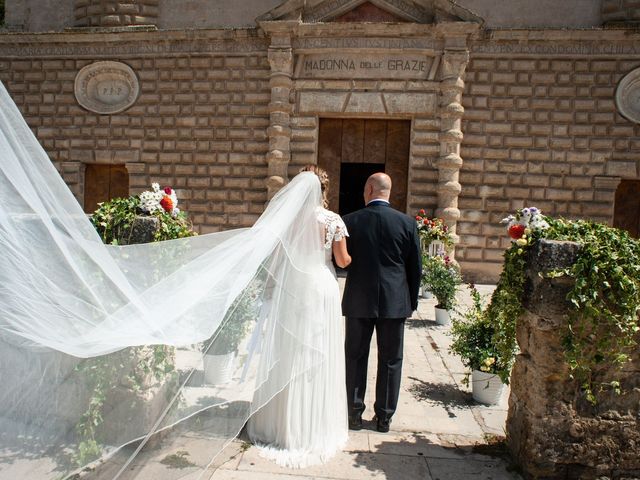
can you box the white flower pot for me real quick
[471,370,505,405]
[422,289,433,299]
[203,351,235,385]
[434,306,450,325]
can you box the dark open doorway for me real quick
[317,118,410,216]
[339,163,383,216]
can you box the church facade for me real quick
[1,0,639,280]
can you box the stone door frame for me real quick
[260,19,478,244]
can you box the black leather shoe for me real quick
[373,416,390,433]
[348,415,363,430]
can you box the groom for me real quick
[342,172,421,433]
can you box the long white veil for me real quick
[0,81,328,479]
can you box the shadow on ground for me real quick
[350,433,521,480]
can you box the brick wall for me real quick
[74,0,159,27]
[459,53,640,279]
[0,38,271,234]
[602,0,640,24]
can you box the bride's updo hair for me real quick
[299,164,329,208]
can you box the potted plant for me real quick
[202,278,264,385]
[450,285,506,405]
[421,255,462,325]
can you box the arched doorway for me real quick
[317,118,411,216]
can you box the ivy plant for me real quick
[477,217,640,403]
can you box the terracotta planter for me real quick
[471,370,504,405]
[434,306,450,325]
[203,351,235,385]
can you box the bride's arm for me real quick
[333,238,351,268]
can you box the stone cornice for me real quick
[0,29,268,57]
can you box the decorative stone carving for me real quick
[261,23,296,199]
[615,67,640,123]
[437,47,469,247]
[74,61,139,114]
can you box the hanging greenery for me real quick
[473,210,640,404]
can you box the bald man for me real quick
[341,173,421,433]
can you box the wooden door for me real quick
[317,118,410,215]
[84,164,129,213]
[613,180,640,238]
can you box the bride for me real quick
[0,82,349,479]
[248,165,351,468]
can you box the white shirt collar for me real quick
[366,199,390,206]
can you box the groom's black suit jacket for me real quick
[341,201,421,319]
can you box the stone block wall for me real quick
[74,0,159,27]
[506,239,640,478]
[602,0,640,24]
[0,33,271,234]
[459,48,640,280]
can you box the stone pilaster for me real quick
[262,22,296,199]
[437,46,469,246]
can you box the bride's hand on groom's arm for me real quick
[333,238,351,268]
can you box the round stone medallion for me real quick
[615,67,640,124]
[74,61,139,114]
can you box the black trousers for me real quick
[344,317,405,422]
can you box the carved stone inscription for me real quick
[74,61,139,114]
[295,53,434,79]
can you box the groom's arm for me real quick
[406,223,422,311]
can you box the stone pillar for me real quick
[74,0,159,28]
[262,22,296,199]
[437,46,469,247]
[507,239,640,479]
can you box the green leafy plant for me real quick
[477,211,640,400]
[202,275,265,356]
[450,285,502,385]
[73,345,176,466]
[422,255,462,310]
[90,195,196,245]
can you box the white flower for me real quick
[151,183,160,192]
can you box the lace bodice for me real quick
[317,207,348,251]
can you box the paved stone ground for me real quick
[100,283,523,480]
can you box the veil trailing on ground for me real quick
[0,82,328,479]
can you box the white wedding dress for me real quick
[247,208,349,468]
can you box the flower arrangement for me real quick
[91,183,195,244]
[415,209,453,250]
[421,254,462,311]
[139,183,180,217]
[449,284,502,385]
[500,206,549,246]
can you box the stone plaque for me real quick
[615,67,640,124]
[295,53,435,80]
[74,61,139,114]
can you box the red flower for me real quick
[416,215,422,221]
[160,195,174,212]
[164,186,173,194]
[508,224,525,239]
[419,209,426,215]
